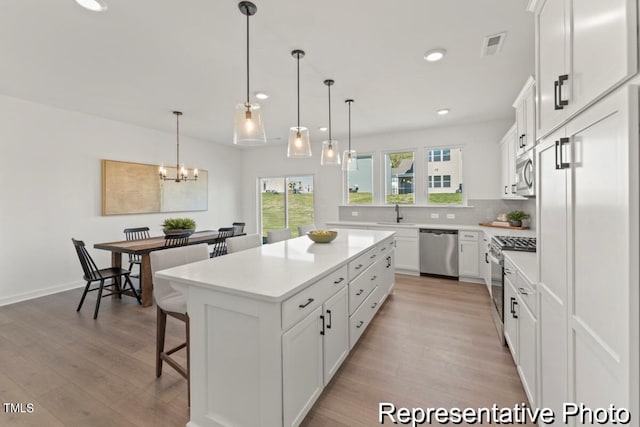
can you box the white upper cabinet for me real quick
[499,124,522,199]
[534,0,638,138]
[513,76,536,156]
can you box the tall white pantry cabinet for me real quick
[531,0,639,422]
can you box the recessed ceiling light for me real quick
[424,48,447,62]
[319,127,328,132]
[75,0,108,12]
[255,92,269,100]
[437,108,450,115]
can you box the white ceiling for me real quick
[0,0,534,146]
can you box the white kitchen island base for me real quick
[156,229,396,427]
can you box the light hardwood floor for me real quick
[0,275,531,426]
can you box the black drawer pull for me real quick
[355,289,364,296]
[333,277,344,284]
[370,253,377,259]
[371,302,378,309]
[355,263,363,270]
[518,287,529,296]
[356,320,364,329]
[298,298,314,309]
[370,275,377,281]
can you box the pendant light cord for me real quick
[245,8,250,107]
[347,101,351,152]
[328,83,332,144]
[297,54,300,130]
[176,112,180,170]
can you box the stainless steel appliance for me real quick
[419,229,458,278]
[516,149,535,197]
[489,235,536,341]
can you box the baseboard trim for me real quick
[0,280,85,307]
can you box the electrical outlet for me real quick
[446,213,455,219]
[351,211,359,217]
[430,213,439,219]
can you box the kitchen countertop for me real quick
[155,228,395,303]
[325,220,536,239]
[503,251,538,284]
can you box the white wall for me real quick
[0,94,243,305]
[241,119,512,234]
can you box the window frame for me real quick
[344,153,375,205]
[382,148,417,205]
[258,174,316,237]
[424,145,465,206]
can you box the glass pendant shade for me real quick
[321,140,341,165]
[234,103,266,145]
[342,149,357,171]
[287,126,312,157]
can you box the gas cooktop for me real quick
[494,236,537,252]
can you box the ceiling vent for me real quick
[481,32,506,56]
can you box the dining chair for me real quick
[123,227,150,290]
[210,227,234,258]
[72,238,141,319]
[297,223,317,237]
[164,233,190,248]
[226,234,262,254]
[232,222,245,234]
[150,243,209,407]
[267,228,292,244]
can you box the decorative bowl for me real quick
[306,230,338,243]
[163,228,195,236]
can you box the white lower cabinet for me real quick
[390,231,418,275]
[503,273,519,361]
[458,231,480,279]
[517,294,536,406]
[482,233,491,294]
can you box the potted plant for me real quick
[506,210,529,227]
[162,217,196,236]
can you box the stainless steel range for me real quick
[489,235,536,341]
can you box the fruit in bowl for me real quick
[307,230,338,243]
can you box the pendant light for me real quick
[342,99,357,171]
[287,50,312,158]
[233,1,266,145]
[159,111,198,182]
[320,79,340,166]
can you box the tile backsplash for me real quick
[338,198,536,230]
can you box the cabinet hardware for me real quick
[371,302,378,309]
[370,254,377,259]
[298,298,314,309]
[381,246,386,251]
[513,301,519,319]
[320,315,325,335]
[518,287,529,295]
[386,256,391,268]
[510,297,516,314]
[370,275,377,281]
[555,138,570,169]
[333,277,344,284]
[505,268,512,275]
[522,133,527,147]
[356,289,364,296]
[557,74,569,108]
[355,263,363,270]
[326,309,332,328]
[504,185,508,195]
[511,184,517,194]
[485,253,489,263]
[356,320,364,329]
[554,79,560,109]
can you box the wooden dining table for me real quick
[94,230,232,307]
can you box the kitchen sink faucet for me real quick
[395,204,403,223]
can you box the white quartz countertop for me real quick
[325,220,536,238]
[503,251,538,283]
[155,228,395,303]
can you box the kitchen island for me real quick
[155,228,396,427]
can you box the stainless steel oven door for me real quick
[489,250,504,342]
[516,149,534,196]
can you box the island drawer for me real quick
[349,285,381,349]
[348,247,379,280]
[348,263,380,315]
[282,265,348,331]
[516,274,536,317]
[378,238,395,255]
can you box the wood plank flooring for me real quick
[0,275,531,426]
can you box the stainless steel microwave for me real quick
[516,149,534,197]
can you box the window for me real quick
[384,151,414,204]
[347,155,373,204]
[260,175,314,237]
[426,147,463,204]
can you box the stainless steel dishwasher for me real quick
[419,229,458,278]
